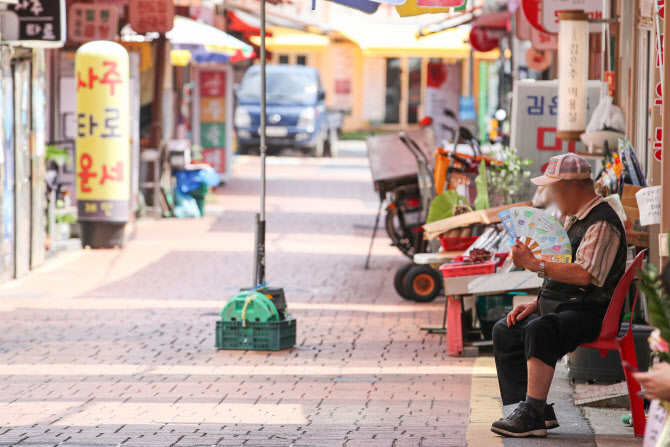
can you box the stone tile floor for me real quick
[0,143,640,446]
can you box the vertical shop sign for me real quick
[511,80,604,175]
[199,70,226,173]
[425,62,461,145]
[332,46,354,110]
[651,0,664,162]
[8,0,66,46]
[128,0,175,34]
[68,3,119,43]
[75,41,130,222]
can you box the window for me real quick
[279,55,289,64]
[384,58,401,124]
[296,55,306,66]
[407,57,422,124]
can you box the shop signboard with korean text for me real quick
[75,41,130,223]
[651,0,664,163]
[68,3,119,43]
[194,66,233,179]
[510,80,604,175]
[8,0,65,47]
[129,0,175,34]
[541,0,605,34]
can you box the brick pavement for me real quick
[0,144,477,447]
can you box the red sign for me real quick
[200,71,226,97]
[652,0,664,162]
[68,3,119,43]
[521,0,548,33]
[469,26,500,53]
[515,7,532,40]
[530,27,557,50]
[129,0,174,34]
[202,148,225,173]
[525,48,553,72]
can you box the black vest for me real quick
[539,200,627,316]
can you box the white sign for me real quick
[636,185,662,226]
[510,80,604,175]
[643,400,669,447]
[425,62,461,146]
[542,0,605,34]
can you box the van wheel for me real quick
[324,128,338,157]
[312,136,325,158]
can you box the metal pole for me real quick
[255,0,267,285]
[260,0,267,220]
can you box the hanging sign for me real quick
[199,69,227,173]
[469,26,500,52]
[7,0,66,47]
[636,186,662,226]
[75,41,130,223]
[542,0,605,34]
[530,27,557,50]
[651,0,664,162]
[416,0,465,6]
[525,47,553,72]
[128,0,175,35]
[510,80,603,175]
[515,7,532,40]
[68,3,119,43]
[521,0,548,33]
[331,46,354,110]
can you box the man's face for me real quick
[548,180,576,215]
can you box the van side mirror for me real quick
[318,89,326,101]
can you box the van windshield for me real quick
[238,71,318,104]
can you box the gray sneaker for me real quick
[544,403,559,429]
[491,402,548,437]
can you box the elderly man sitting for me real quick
[491,153,627,438]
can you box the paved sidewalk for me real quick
[0,142,639,446]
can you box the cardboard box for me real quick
[621,185,650,248]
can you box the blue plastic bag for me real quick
[175,167,220,194]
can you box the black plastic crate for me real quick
[216,317,296,351]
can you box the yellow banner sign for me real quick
[75,41,130,222]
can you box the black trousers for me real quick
[492,309,604,406]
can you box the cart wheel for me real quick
[394,263,415,300]
[402,265,442,302]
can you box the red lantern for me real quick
[469,26,499,52]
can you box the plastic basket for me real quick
[439,260,497,278]
[438,236,479,251]
[216,317,296,351]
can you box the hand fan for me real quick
[497,207,572,263]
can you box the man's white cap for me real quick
[531,153,592,186]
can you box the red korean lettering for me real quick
[100,61,122,96]
[100,161,124,185]
[77,67,99,91]
[78,154,98,193]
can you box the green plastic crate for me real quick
[216,317,296,351]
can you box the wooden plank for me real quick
[423,201,532,240]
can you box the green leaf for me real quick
[426,190,469,224]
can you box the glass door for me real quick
[384,58,401,124]
[14,58,32,278]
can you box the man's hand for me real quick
[507,299,538,326]
[633,363,670,401]
[511,239,540,271]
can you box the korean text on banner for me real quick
[75,41,130,223]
